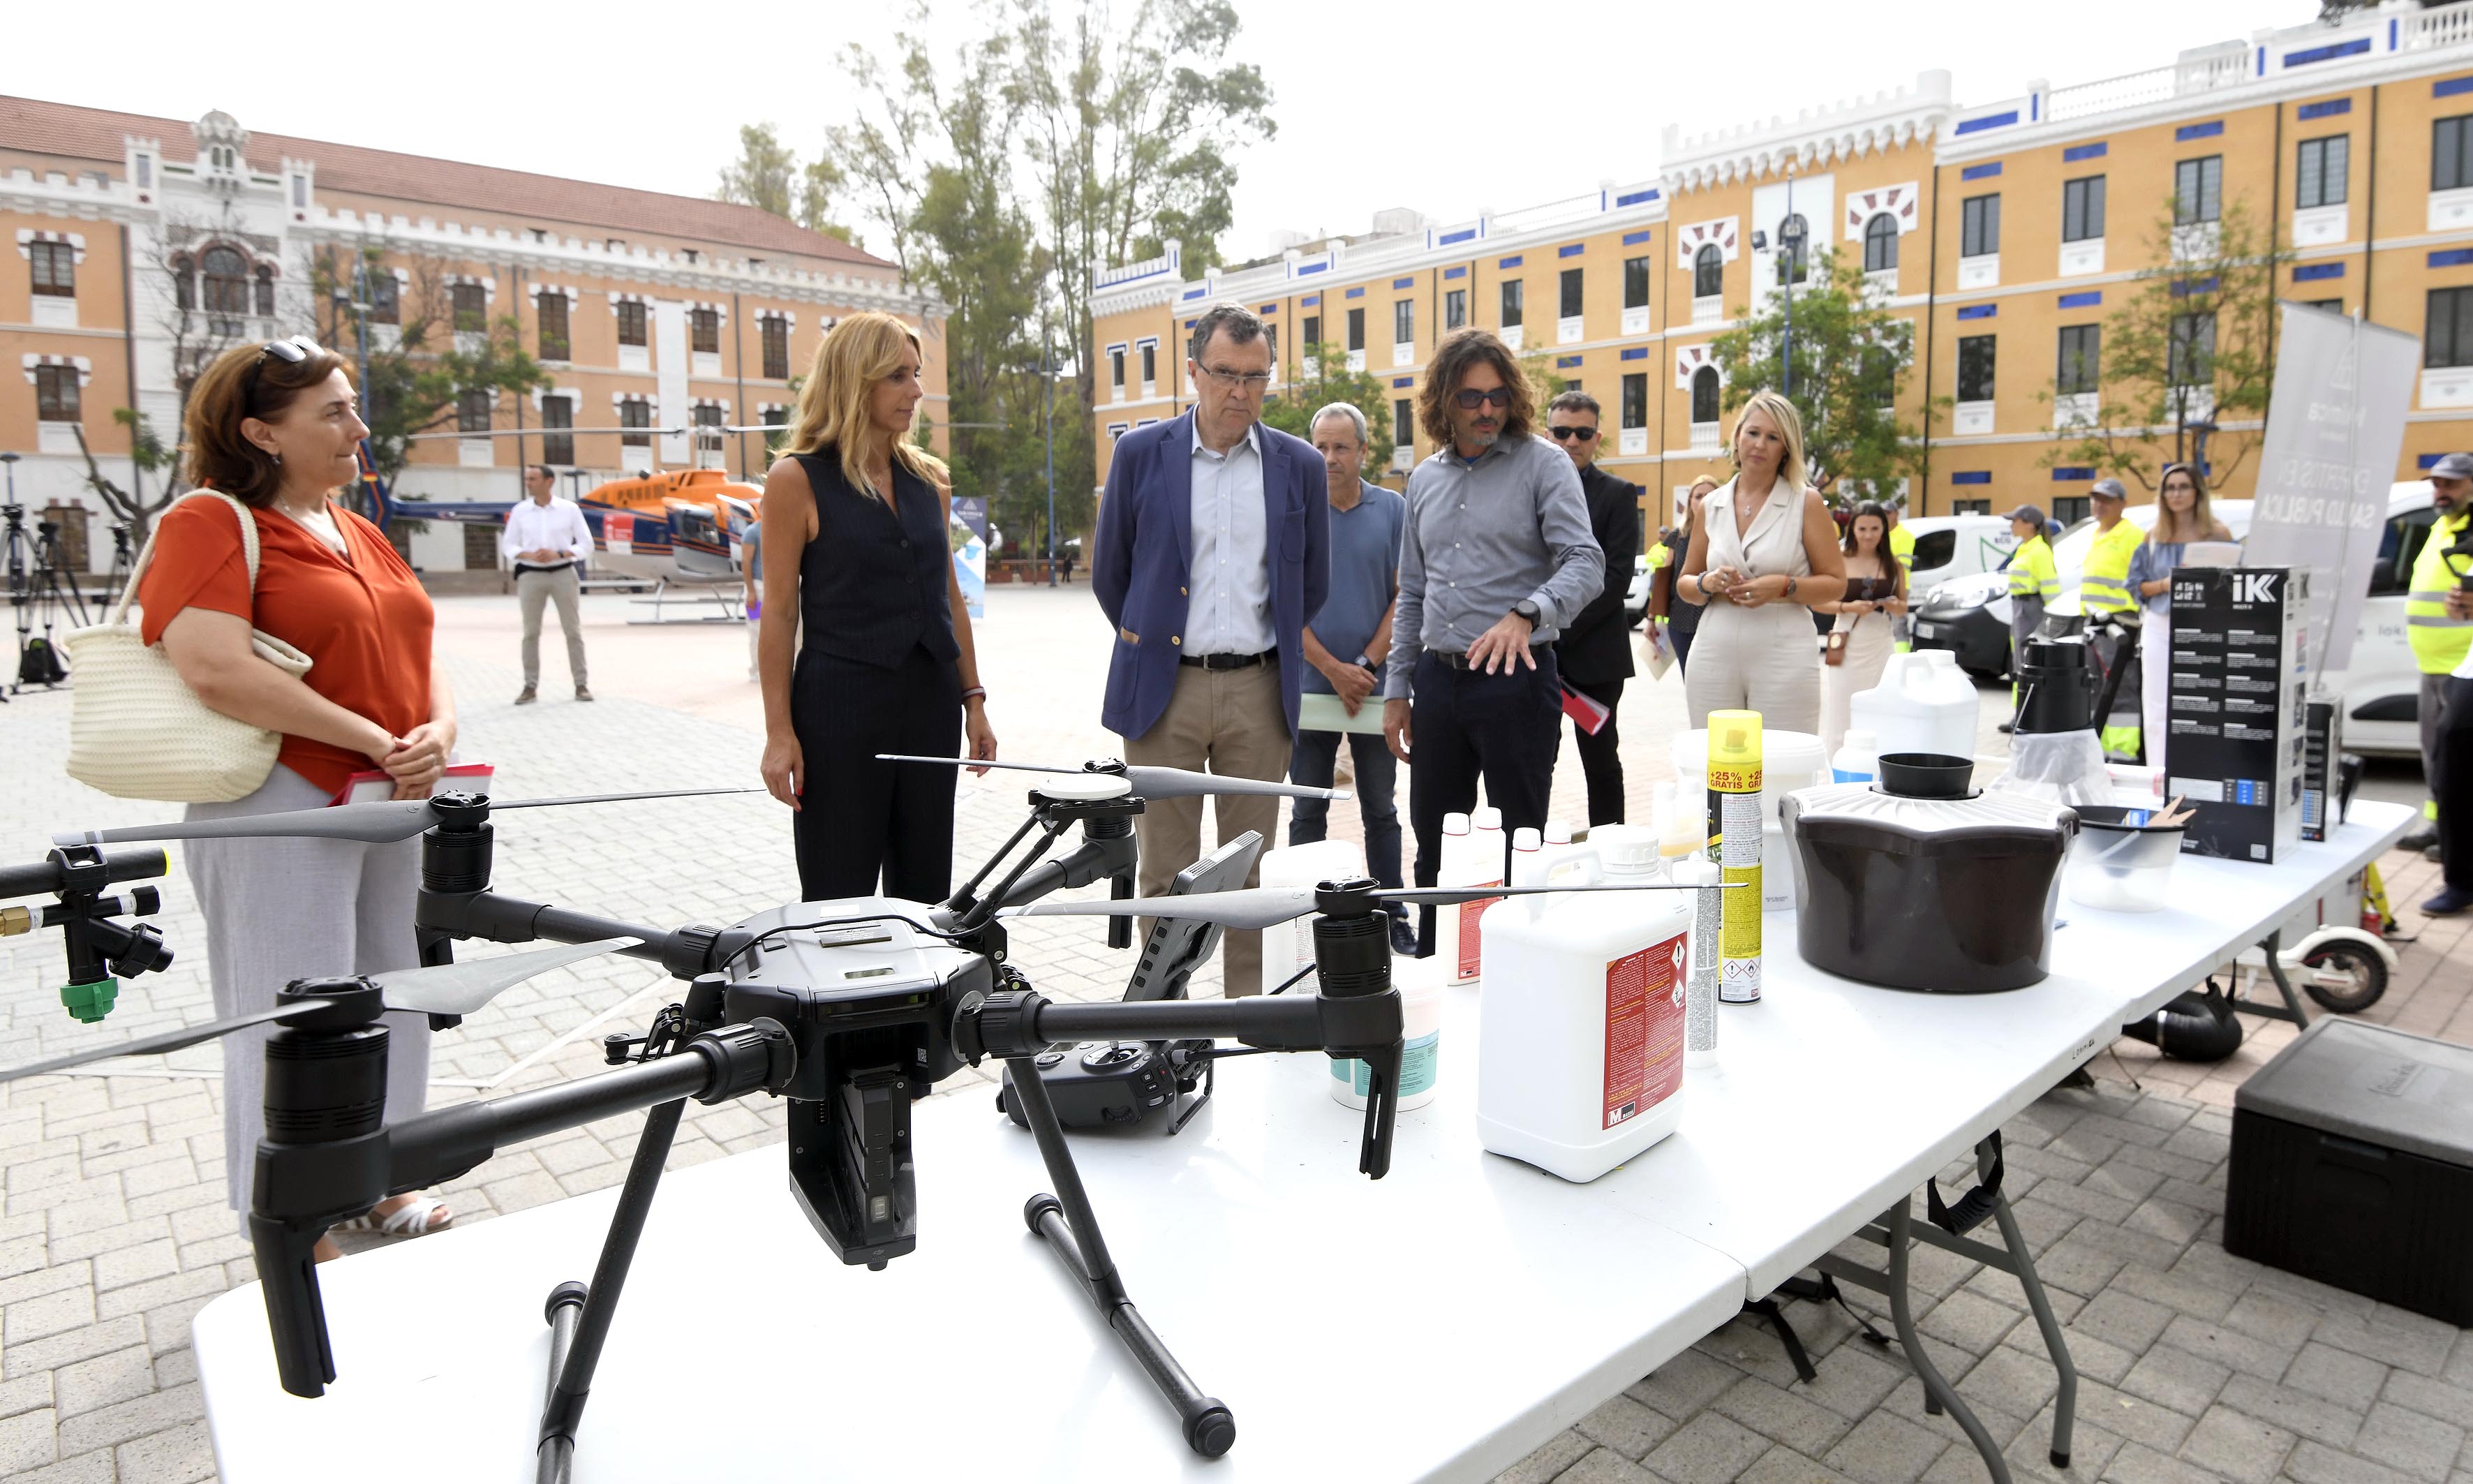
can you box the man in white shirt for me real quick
[501,464,594,704]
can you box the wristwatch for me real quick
[1512,600,1542,625]
[1353,653,1377,673]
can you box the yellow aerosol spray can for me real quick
[1706,710,1763,1003]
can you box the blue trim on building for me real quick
[2177,120,2225,140]
[1499,254,1524,269]
[2063,142,2108,162]
[2294,262,2346,281]
[1619,347,1648,362]
[1301,294,1320,306]
[1556,355,1582,368]
[1439,227,1477,245]
[1954,110,2018,136]
[1257,302,1278,314]
[1951,471,1993,485]
[2053,467,2096,481]
[1614,188,1659,207]
[2430,248,2473,268]
[2439,75,2473,98]
[1180,286,1205,299]
[1961,161,2003,180]
[1344,285,1365,297]
[2296,97,2353,120]
[1443,266,1466,279]
[2171,276,2222,297]
[2058,290,2103,309]
[1295,262,1328,276]
[1393,276,1414,289]
[1957,304,1997,320]
[1559,244,1584,258]
[1622,229,1653,246]
[2286,37,2371,68]
[2422,453,2447,469]
[1393,377,1415,389]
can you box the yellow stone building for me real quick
[1090,3,2473,535]
[1,96,941,574]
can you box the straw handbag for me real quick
[61,491,313,803]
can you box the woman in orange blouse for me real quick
[140,338,456,1255]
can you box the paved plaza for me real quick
[1,583,2467,1483]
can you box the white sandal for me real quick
[332,1194,454,1238]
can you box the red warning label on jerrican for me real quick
[1605,932,1689,1129]
[1457,885,1501,979]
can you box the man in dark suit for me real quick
[1545,390,1640,826]
[1094,302,1330,995]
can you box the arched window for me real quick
[1691,365,1721,425]
[1693,244,1724,299]
[200,246,249,315]
[1864,214,1899,275]
[253,264,275,318]
[1778,214,1810,284]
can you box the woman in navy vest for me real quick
[757,311,997,900]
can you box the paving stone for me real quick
[50,1346,153,1418]
[1496,1427,1594,1484]
[4,1448,114,1484]
[2000,1320,2138,1386]
[1742,1445,1862,1484]
[1642,1410,1775,1483]
[2216,1373,2368,1449]
[111,1418,215,1483]
[2289,1340,2398,1412]
[1820,1409,1947,1484]
[2354,1402,2467,1484]
[2107,1265,2239,1324]
[2102,1439,2226,1483]
[2284,1439,2421,1484]
[0,1406,57,1473]
[1631,1348,1747,1419]
[2071,1289,2174,1353]
[2175,1404,2297,1483]
[88,1238,177,1293]
[1554,1446,1662,1484]
[1580,1395,1679,1460]
[2072,1379,2199,1453]
[51,1379,202,1454]
[3,1285,95,1346]
[0,1315,145,1380]
[1711,1376,1857,1460]
[90,1264,223,1322]
[2315,1307,2465,1379]
[1793,1345,1909,1423]
[2014,1402,2126,1482]
[2155,1313,2300,1381]
[1917,1289,2021,1356]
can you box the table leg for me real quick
[2229,928,2312,1028]
[1985,1168,2077,1468]
[1885,1195,2014,1484]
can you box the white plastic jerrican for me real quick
[1258,838,1363,995]
[1670,728,1825,912]
[1332,954,1444,1111]
[1476,844,1692,1182]
[1832,728,1882,785]
[1848,650,1977,762]
[1438,809,1506,984]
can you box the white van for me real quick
[1901,515,2021,595]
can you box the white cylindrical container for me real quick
[1672,727,1823,912]
[1675,857,1721,1068]
[1832,727,1882,785]
[1256,838,1364,995]
[1331,955,1444,1111]
[1848,649,1977,761]
[1438,808,1508,985]
[1476,841,1692,1183]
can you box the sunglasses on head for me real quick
[1548,425,1598,442]
[242,336,325,408]
[1453,387,1512,410]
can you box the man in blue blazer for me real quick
[1094,303,1330,995]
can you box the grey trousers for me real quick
[185,765,432,1225]
[517,565,588,689]
[2423,670,2451,820]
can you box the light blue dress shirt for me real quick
[1187,421,1275,655]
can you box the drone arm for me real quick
[417,889,748,981]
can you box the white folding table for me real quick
[192,801,2412,1483]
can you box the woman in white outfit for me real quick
[2125,463,2233,774]
[1677,391,1848,734]
[1818,502,1906,755]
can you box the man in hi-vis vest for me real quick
[2080,479,2146,761]
[2402,452,2473,857]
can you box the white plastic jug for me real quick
[1832,727,1882,785]
[1849,650,1978,762]
[1332,954,1445,1112]
[1476,840,1693,1182]
[1670,728,1827,912]
[1437,808,1507,984]
[1257,838,1364,995]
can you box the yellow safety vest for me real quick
[1888,523,1915,571]
[2008,535,2059,604]
[1647,540,1672,572]
[2080,519,2142,616]
[2407,510,2473,674]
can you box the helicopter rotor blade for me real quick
[51,787,764,851]
[875,755,1349,803]
[1003,880,1738,933]
[375,937,645,1018]
[0,1000,336,1086]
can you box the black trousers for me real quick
[1564,676,1627,826]
[1669,609,1700,676]
[2439,676,2473,891]
[791,644,963,903]
[1408,648,1562,951]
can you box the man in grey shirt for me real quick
[1383,329,1603,933]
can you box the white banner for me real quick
[2241,303,2419,673]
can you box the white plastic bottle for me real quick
[1257,838,1364,995]
[1332,954,1445,1112]
[1832,727,1882,785]
[1476,832,1693,1182]
[1438,807,1508,984]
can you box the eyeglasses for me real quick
[1547,425,1598,442]
[1197,364,1272,392]
[242,336,323,410]
[1453,387,1512,410]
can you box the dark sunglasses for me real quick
[1548,425,1598,442]
[242,336,325,409]
[1453,387,1512,410]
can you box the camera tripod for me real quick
[5,500,90,695]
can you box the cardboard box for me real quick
[2166,567,2310,863]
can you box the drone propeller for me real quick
[0,937,641,1085]
[877,755,1349,802]
[50,787,764,850]
[1002,881,1735,934]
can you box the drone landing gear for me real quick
[1005,1053,1236,1458]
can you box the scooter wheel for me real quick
[2299,941,2387,1014]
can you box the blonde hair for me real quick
[781,311,948,496]
[2153,462,2220,544]
[1730,389,1809,495]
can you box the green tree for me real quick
[2040,198,2292,491]
[1710,244,1926,503]
[309,246,550,510]
[68,410,180,541]
[1261,341,1397,474]
[715,121,857,244]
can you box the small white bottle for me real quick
[1436,810,1503,985]
[1832,727,1882,785]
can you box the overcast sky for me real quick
[36,0,2314,268]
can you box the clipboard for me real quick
[1298,691,1386,736]
[331,762,496,806]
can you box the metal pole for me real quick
[1782,172,1797,401]
[1044,329,1057,587]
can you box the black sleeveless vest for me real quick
[792,451,961,670]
